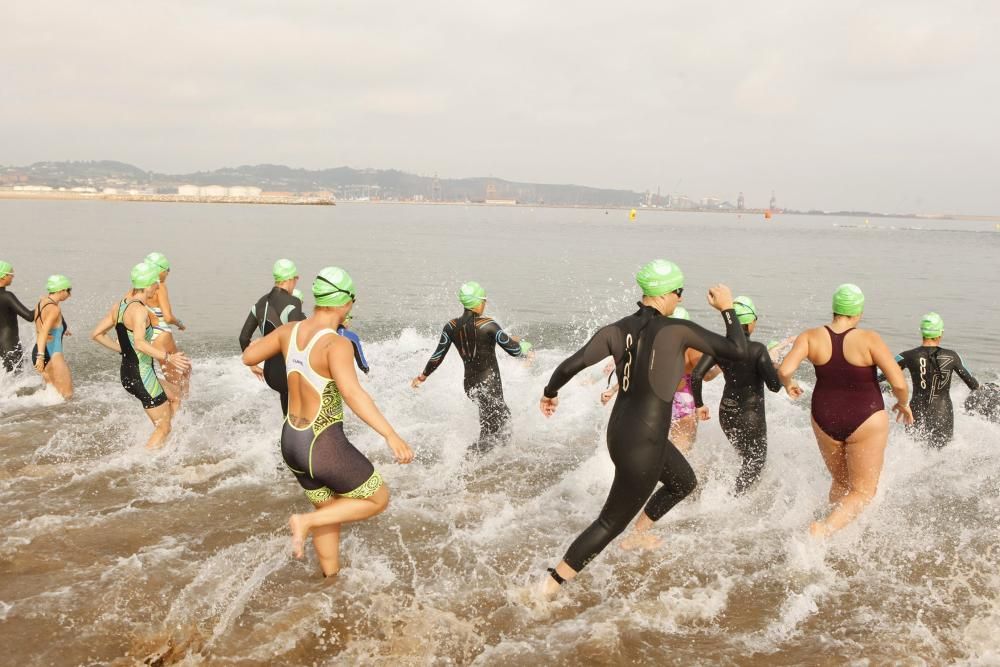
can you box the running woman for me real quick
[691,296,783,493]
[91,262,191,449]
[238,259,306,414]
[0,260,35,373]
[32,274,73,398]
[538,260,747,596]
[779,284,912,537]
[412,282,530,453]
[242,267,413,577]
[883,312,979,448]
[144,252,190,405]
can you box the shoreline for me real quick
[1,190,997,222]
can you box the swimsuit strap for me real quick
[824,326,856,365]
[286,322,338,395]
[35,297,57,322]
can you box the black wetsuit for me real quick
[238,287,306,414]
[691,335,781,493]
[422,310,524,452]
[889,346,979,448]
[543,304,747,572]
[0,287,33,372]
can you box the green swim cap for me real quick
[273,258,298,282]
[458,281,487,309]
[671,306,691,320]
[636,259,685,296]
[733,296,757,325]
[832,283,865,316]
[131,261,160,289]
[0,260,11,278]
[519,340,532,355]
[313,266,355,307]
[292,288,304,301]
[921,312,944,339]
[46,274,71,293]
[145,252,170,273]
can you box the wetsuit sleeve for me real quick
[288,300,306,322]
[485,320,523,358]
[544,324,622,398]
[10,293,33,321]
[679,310,748,362]
[238,308,258,352]
[690,353,717,408]
[422,322,454,377]
[338,328,370,374]
[755,344,782,393]
[954,354,980,391]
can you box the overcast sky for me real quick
[3,1,998,213]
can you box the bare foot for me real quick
[289,514,308,559]
[540,574,562,599]
[620,530,663,551]
[809,521,830,539]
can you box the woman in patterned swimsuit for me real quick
[243,266,414,577]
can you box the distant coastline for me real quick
[0,190,333,206]
[3,189,1000,222]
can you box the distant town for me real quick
[0,160,991,220]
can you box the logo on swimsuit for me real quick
[623,333,633,392]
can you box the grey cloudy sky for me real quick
[3,1,998,213]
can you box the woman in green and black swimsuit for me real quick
[243,266,413,577]
[91,262,191,450]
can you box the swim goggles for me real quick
[315,275,356,303]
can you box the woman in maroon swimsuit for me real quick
[779,284,912,537]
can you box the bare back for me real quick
[283,318,351,425]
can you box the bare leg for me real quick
[540,561,578,598]
[811,411,888,537]
[143,403,173,450]
[811,418,849,504]
[670,415,698,453]
[289,484,390,559]
[46,354,73,399]
[310,519,342,577]
[154,333,186,409]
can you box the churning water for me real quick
[1,201,998,664]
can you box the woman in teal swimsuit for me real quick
[32,274,73,399]
[243,266,414,577]
[91,262,191,450]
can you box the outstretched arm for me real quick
[10,293,33,321]
[544,325,620,399]
[329,337,412,463]
[90,306,121,354]
[238,308,258,352]
[413,323,453,385]
[954,353,980,391]
[778,332,810,398]
[157,282,184,329]
[242,323,286,366]
[870,331,912,423]
[691,353,717,408]
[488,320,524,358]
[755,345,783,393]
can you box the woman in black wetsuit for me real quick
[883,312,979,448]
[412,281,530,453]
[0,260,34,373]
[691,296,783,494]
[537,260,747,596]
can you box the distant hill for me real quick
[1,160,644,206]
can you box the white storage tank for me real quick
[177,184,200,196]
[200,185,227,197]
